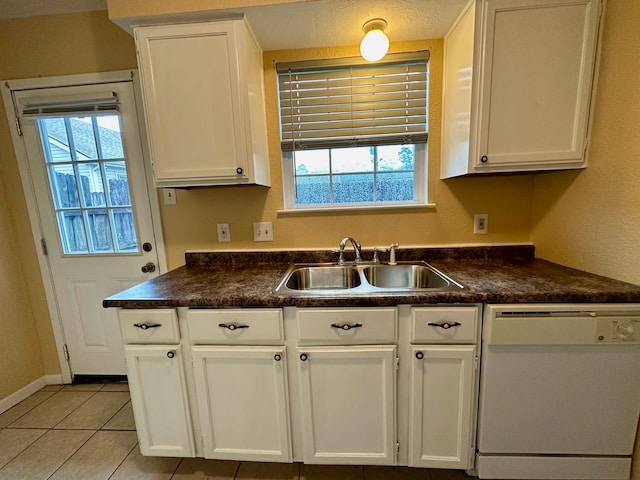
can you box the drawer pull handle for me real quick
[416,351,424,360]
[167,350,176,359]
[218,323,250,331]
[300,353,308,361]
[330,322,363,331]
[133,323,161,330]
[274,354,282,362]
[427,321,461,330]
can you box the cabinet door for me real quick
[192,346,291,462]
[298,346,396,465]
[135,22,248,185]
[124,345,195,457]
[476,0,601,170]
[409,345,476,469]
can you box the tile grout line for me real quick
[168,456,185,479]
[0,390,55,427]
[43,428,100,480]
[49,389,101,430]
[0,427,49,474]
[105,441,139,479]
[232,460,242,479]
[97,396,131,431]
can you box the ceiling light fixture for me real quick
[360,18,389,62]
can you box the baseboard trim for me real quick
[45,374,63,385]
[0,376,48,414]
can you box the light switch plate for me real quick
[474,214,488,234]
[253,222,273,242]
[163,188,177,205]
[217,223,231,242]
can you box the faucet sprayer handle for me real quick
[388,243,399,265]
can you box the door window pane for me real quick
[76,163,106,207]
[86,209,113,253]
[97,116,125,159]
[104,162,131,206]
[58,211,88,253]
[40,118,71,162]
[48,164,80,208]
[38,114,140,254]
[112,208,138,251]
[69,117,98,160]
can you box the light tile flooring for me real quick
[0,384,471,480]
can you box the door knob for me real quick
[141,262,156,273]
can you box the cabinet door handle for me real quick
[236,167,243,175]
[274,354,282,362]
[480,155,488,163]
[167,350,176,359]
[427,321,461,330]
[133,323,161,330]
[300,353,308,361]
[330,322,363,331]
[416,351,424,360]
[218,323,250,331]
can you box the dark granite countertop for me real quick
[102,245,640,308]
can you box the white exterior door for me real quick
[297,346,396,465]
[408,345,476,469]
[6,76,163,377]
[191,346,292,462]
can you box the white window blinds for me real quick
[277,52,429,151]
[18,91,119,117]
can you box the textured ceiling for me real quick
[0,0,468,50]
[242,0,469,50]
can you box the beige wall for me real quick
[0,160,46,399]
[531,0,640,286]
[159,39,534,268]
[0,10,139,391]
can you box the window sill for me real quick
[277,203,436,216]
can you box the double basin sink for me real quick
[275,261,463,295]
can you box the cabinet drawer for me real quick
[119,309,179,344]
[297,308,397,345]
[411,307,478,344]
[189,309,284,344]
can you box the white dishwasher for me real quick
[476,304,640,480]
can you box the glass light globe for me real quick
[360,28,389,62]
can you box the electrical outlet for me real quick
[217,223,231,242]
[474,214,488,234]
[163,188,177,205]
[253,222,273,242]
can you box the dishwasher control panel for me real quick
[596,317,640,343]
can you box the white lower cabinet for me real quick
[408,345,477,469]
[297,346,397,465]
[119,305,481,469]
[124,344,195,457]
[191,345,291,462]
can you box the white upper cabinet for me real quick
[135,19,270,187]
[441,0,604,178]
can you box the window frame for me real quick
[277,53,430,212]
[281,143,428,212]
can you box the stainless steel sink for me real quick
[362,264,451,289]
[275,261,462,295]
[285,266,361,290]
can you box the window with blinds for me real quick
[276,52,429,210]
